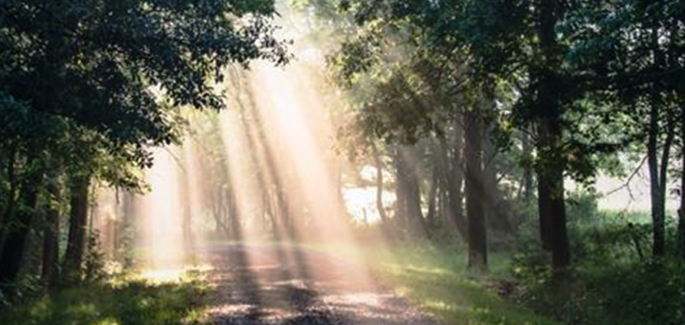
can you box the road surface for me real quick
[199,244,442,325]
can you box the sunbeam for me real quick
[141,148,184,270]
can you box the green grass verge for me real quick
[0,270,207,325]
[360,245,560,325]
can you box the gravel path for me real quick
[199,244,442,325]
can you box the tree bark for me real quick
[0,160,44,285]
[537,170,554,251]
[648,104,675,257]
[484,129,512,234]
[62,175,91,283]
[465,109,487,269]
[679,106,685,259]
[427,147,439,223]
[0,142,19,255]
[522,129,534,202]
[371,144,388,223]
[442,123,467,239]
[41,160,61,289]
[395,145,425,235]
[534,0,571,270]
[536,120,571,268]
[394,147,408,229]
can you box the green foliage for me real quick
[512,207,685,325]
[0,272,206,325]
[0,0,290,171]
[364,245,559,325]
[0,0,291,289]
[514,255,685,325]
[598,260,685,325]
[83,231,106,284]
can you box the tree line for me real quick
[0,0,287,293]
[295,0,685,273]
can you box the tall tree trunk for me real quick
[647,24,674,257]
[0,142,19,255]
[465,109,487,269]
[0,160,44,285]
[396,145,425,236]
[394,147,408,229]
[537,170,553,251]
[443,123,467,239]
[679,145,685,258]
[679,106,685,259]
[648,105,675,257]
[62,175,91,283]
[535,0,571,270]
[427,142,439,223]
[41,160,61,289]
[648,104,665,257]
[484,129,512,234]
[522,129,534,202]
[536,121,570,268]
[371,144,388,223]
[118,190,136,266]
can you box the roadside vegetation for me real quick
[0,270,207,325]
[1,1,684,325]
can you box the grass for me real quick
[0,270,208,325]
[279,240,559,324]
[358,245,560,325]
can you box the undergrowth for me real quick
[0,270,208,325]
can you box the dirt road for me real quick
[199,244,441,325]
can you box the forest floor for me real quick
[0,243,559,325]
[197,243,558,325]
[198,243,441,325]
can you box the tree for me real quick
[565,0,685,257]
[0,0,288,286]
[464,106,487,269]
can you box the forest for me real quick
[0,1,684,325]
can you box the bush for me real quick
[596,259,685,325]
[0,271,206,325]
[83,231,106,283]
[511,224,685,325]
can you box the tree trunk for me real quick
[549,156,570,269]
[647,104,665,256]
[536,120,571,268]
[534,0,571,271]
[41,160,61,289]
[522,129,534,202]
[679,106,685,258]
[0,162,44,285]
[537,171,553,251]
[394,147,408,229]
[465,109,487,270]
[396,145,425,236]
[484,129,512,234]
[371,144,388,223]
[427,149,439,223]
[119,190,136,262]
[442,123,467,239]
[0,142,19,255]
[648,106,675,257]
[62,175,91,283]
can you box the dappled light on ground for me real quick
[198,245,438,325]
[139,265,213,284]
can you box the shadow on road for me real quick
[200,244,440,325]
